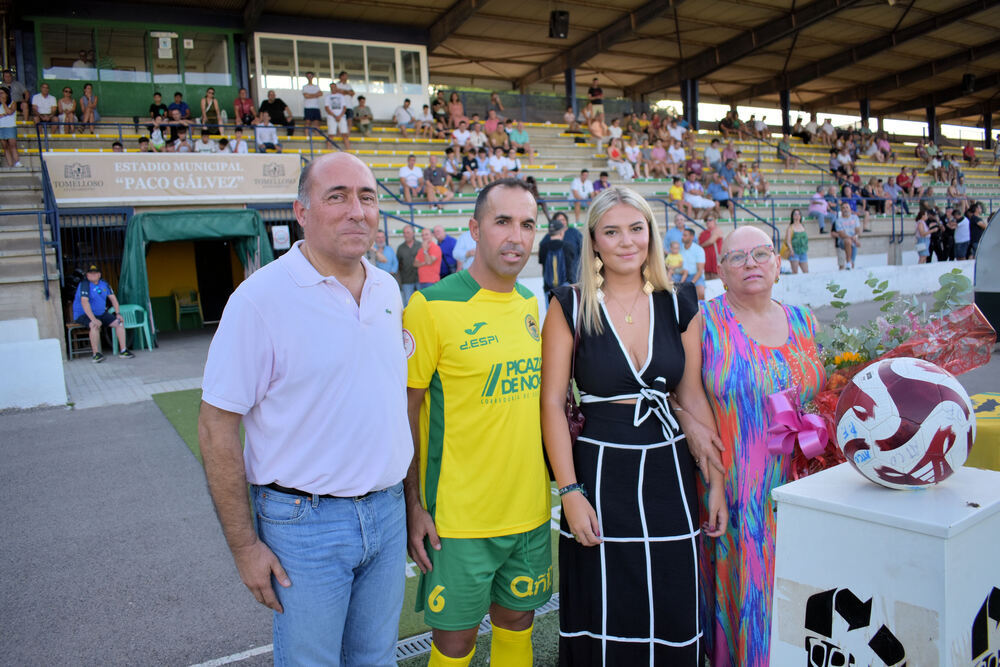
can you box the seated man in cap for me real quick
[72,264,134,362]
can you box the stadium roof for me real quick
[17,0,1000,125]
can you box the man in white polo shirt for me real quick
[199,152,412,665]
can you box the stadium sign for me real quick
[44,152,299,206]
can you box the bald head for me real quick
[297,153,375,209]
[433,225,446,242]
[721,225,772,256]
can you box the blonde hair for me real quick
[579,186,673,335]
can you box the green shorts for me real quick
[416,521,552,630]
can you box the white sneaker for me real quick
[13,161,22,168]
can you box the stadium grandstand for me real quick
[0,0,998,351]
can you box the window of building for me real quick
[295,40,332,94]
[95,28,150,83]
[259,37,294,90]
[401,50,422,95]
[184,33,231,87]
[332,43,365,94]
[365,46,396,95]
[40,23,96,81]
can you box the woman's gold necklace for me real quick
[605,289,643,324]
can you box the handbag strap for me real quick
[569,286,581,391]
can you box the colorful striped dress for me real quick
[699,294,826,667]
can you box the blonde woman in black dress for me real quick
[541,186,727,665]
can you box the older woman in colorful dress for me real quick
[698,226,827,667]
[542,186,727,665]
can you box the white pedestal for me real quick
[770,463,1000,667]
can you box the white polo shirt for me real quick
[202,242,412,496]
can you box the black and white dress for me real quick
[552,284,702,666]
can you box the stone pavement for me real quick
[64,328,213,409]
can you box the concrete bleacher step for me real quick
[0,252,60,284]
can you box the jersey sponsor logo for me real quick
[402,329,415,359]
[524,314,540,341]
[464,321,487,335]
[460,321,499,350]
[481,356,541,403]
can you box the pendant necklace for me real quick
[606,289,643,324]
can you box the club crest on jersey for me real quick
[402,329,415,359]
[524,314,540,341]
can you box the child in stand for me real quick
[665,240,687,284]
[669,176,693,218]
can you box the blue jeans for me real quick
[401,283,418,306]
[252,482,406,667]
[954,241,969,260]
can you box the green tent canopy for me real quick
[118,209,275,344]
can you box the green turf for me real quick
[151,387,563,646]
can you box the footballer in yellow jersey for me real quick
[403,180,551,667]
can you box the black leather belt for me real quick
[265,482,375,500]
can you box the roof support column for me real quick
[984,102,993,150]
[565,69,577,117]
[780,89,791,135]
[860,97,870,131]
[926,105,938,143]
[681,79,699,132]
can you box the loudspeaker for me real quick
[963,73,976,94]
[549,11,569,39]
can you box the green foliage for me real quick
[815,269,972,375]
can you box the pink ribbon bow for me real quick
[765,387,828,459]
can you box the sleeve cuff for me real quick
[201,391,251,416]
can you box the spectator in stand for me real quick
[649,138,670,177]
[808,185,833,233]
[625,136,643,178]
[748,162,769,199]
[352,96,373,137]
[415,227,442,289]
[883,176,909,215]
[707,172,735,223]
[194,129,218,153]
[914,140,930,164]
[424,155,453,210]
[667,138,686,171]
[833,202,860,270]
[968,201,986,258]
[680,226,707,299]
[1,69,29,123]
[775,133,798,170]
[233,88,256,127]
[587,78,604,118]
[914,210,932,263]
[488,146,512,179]
[452,226,477,271]
[230,126,249,154]
[195,88,220,136]
[148,91,168,132]
[508,121,534,165]
[606,138,635,182]
[460,148,482,190]
[626,113,642,138]
[703,138,723,172]
[571,168,595,223]
[324,82,350,150]
[301,72,323,134]
[791,117,811,144]
[665,241,686,283]
[137,136,152,152]
[443,147,462,191]
[538,215,576,301]
[56,86,77,134]
[720,140,738,166]
[451,119,471,153]
[433,225,457,278]
[664,212,686,251]
[334,70,355,117]
[564,105,582,133]
[593,171,611,193]
[259,90,294,136]
[393,98,416,137]
[487,120,510,152]
[475,147,493,184]
[415,104,433,139]
[431,90,447,125]
[217,137,230,153]
[719,110,736,139]
[819,118,836,146]
[668,176,693,218]
[172,126,194,152]
[684,170,716,219]
[803,114,819,143]
[447,92,466,129]
[254,111,282,153]
[487,92,505,118]
[73,264,134,363]
[149,125,166,152]
[718,159,741,198]
[784,209,809,274]
[399,154,424,203]
[946,177,968,208]
[169,91,191,120]
[397,225,422,304]
[896,166,913,198]
[941,207,958,261]
[580,101,595,127]
[110,140,124,153]
[483,108,501,135]
[952,204,970,259]
[910,167,925,197]
[608,117,623,143]
[78,83,99,133]
[699,214,724,279]
[0,87,22,168]
[367,230,397,278]
[589,112,609,154]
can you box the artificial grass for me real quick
[151,387,562,646]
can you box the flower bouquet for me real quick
[788,270,996,480]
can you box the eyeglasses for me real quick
[720,244,775,267]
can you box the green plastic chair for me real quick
[112,304,153,353]
[172,288,204,330]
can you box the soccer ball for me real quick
[834,357,976,490]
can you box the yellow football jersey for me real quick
[403,270,549,539]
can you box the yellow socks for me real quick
[490,624,533,667]
[428,642,474,667]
